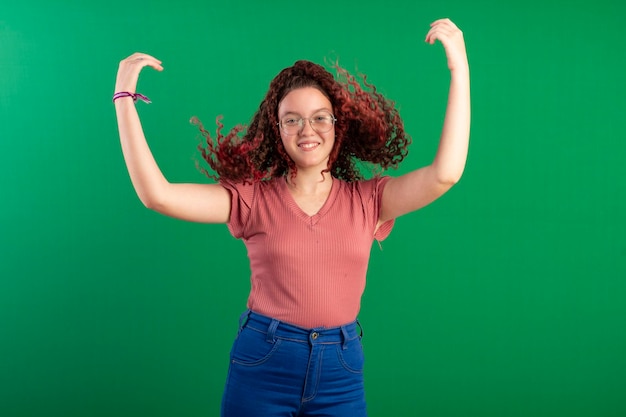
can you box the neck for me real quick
[285,169,333,194]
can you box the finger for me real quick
[426,20,456,40]
[121,55,164,72]
[121,54,163,70]
[430,18,458,30]
[426,25,453,36]
[127,52,162,64]
[139,57,164,71]
[425,27,453,44]
[425,20,463,45]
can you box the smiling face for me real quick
[277,87,335,174]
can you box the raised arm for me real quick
[379,19,470,223]
[114,53,231,224]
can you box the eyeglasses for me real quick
[277,112,337,135]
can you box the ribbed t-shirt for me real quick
[220,176,394,328]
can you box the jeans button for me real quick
[311,332,319,340]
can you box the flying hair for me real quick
[192,60,411,183]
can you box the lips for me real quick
[298,142,320,151]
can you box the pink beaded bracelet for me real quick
[112,92,152,104]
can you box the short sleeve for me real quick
[219,179,255,239]
[372,176,395,241]
[357,176,395,242]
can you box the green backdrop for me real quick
[1,0,625,416]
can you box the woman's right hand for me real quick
[113,52,231,224]
[114,53,163,93]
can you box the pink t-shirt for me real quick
[221,176,394,328]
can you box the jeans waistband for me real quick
[239,310,362,347]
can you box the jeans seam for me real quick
[335,344,364,374]
[302,345,324,403]
[231,338,283,367]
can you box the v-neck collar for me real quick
[280,176,339,226]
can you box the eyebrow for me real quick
[280,108,333,117]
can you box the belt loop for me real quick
[341,325,350,350]
[266,319,280,343]
[356,319,364,339]
[238,309,251,334]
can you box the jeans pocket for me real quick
[230,327,283,367]
[336,338,365,374]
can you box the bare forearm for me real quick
[432,66,471,184]
[115,98,168,207]
[112,53,232,224]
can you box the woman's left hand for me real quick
[425,18,468,72]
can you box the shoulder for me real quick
[220,177,284,203]
[340,176,392,195]
[221,176,283,190]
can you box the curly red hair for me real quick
[193,60,410,183]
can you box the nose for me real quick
[299,118,316,135]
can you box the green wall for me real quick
[1,1,625,416]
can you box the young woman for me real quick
[114,18,469,417]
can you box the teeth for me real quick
[299,143,319,149]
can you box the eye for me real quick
[283,117,300,126]
[313,114,332,123]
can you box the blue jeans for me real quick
[221,310,367,417]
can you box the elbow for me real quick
[439,176,459,187]
[437,170,463,188]
[142,197,158,211]
[135,182,169,212]
[138,192,164,212]
[432,160,466,188]
[142,196,166,212]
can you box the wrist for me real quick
[112,91,151,104]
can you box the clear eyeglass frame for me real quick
[277,112,337,135]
